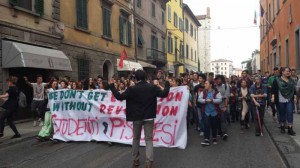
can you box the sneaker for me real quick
[39,121,44,127]
[199,132,204,136]
[11,134,21,139]
[33,120,38,127]
[222,134,228,141]
[255,132,261,136]
[107,141,113,146]
[50,138,59,143]
[201,139,210,146]
[212,139,218,145]
[36,136,46,142]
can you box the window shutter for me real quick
[107,10,111,37]
[82,0,88,29]
[9,0,18,6]
[77,0,83,28]
[35,0,44,15]
[102,8,107,36]
[119,16,124,44]
[128,21,132,45]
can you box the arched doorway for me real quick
[103,60,113,80]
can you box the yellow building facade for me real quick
[166,0,184,77]
[183,4,200,72]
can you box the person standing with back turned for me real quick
[109,70,170,168]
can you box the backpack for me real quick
[18,91,27,108]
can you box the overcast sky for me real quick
[184,0,260,68]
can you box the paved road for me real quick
[0,122,286,168]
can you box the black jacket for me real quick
[109,81,170,121]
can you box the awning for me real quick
[168,64,174,73]
[1,41,72,71]
[184,64,198,72]
[117,59,143,71]
[138,61,157,69]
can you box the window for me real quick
[272,0,275,20]
[77,0,88,29]
[221,67,223,70]
[186,45,189,58]
[191,48,193,61]
[296,30,300,69]
[78,59,89,81]
[10,0,44,15]
[225,63,227,65]
[195,51,196,61]
[168,35,173,53]
[137,0,141,8]
[273,52,277,68]
[212,68,214,70]
[179,18,183,32]
[137,28,144,47]
[174,13,178,28]
[180,41,183,58]
[225,67,227,70]
[277,0,280,13]
[190,24,193,37]
[194,29,197,40]
[268,4,271,26]
[185,19,189,33]
[285,38,289,66]
[162,39,166,53]
[102,6,111,38]
[152,3,155,17]
[162,11,165,25]
[179,0,182,7]
[212,64,214,66]
[174,38,178,59]
[119,14,132,45]
[278,45,282,66]
[221,63,223,65]
[151,35,158,49]
[168,5,171,22]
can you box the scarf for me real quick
[277,77,295,99]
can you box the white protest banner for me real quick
[48,86,188,149]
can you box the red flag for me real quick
[119,49,128,68]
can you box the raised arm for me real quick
[156,81,170,98]
[109,84,128,100]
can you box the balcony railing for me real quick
[146,48,167,64]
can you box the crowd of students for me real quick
[0,67,299,147]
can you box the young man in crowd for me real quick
[215,75,230,140]
[267,67,280,118]
[198,80,222,146]
[189,73,200,129]
[194,73,206,136]
[109,70,170,168]
[29,75,47,127]
[250,75,267,136]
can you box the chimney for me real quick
[207,7,210,18]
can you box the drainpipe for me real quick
[133,0,138,62]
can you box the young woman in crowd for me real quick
[272,67,297,136]
[236,80,251,130]
[36,79,58,141]
[0,76,21,139]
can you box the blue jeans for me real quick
[278,101,294,125]
[203,114,218,140]
[197,107,204,132]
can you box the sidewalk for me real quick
[264,109,300,168]
[0,120,40,148]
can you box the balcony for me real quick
[146,48,167,64]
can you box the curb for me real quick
[264,112,300,168]
[264,122,290,168]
